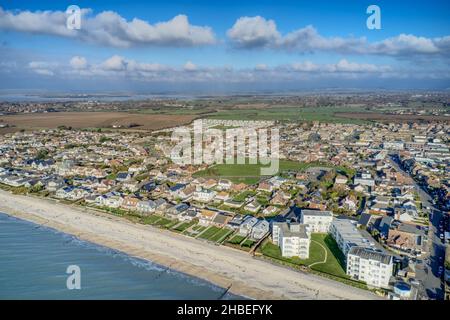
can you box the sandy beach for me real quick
[0,189,381,300]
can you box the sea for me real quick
[0,212,243,300]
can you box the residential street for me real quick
[389,155,445,300]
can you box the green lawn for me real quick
[233,191,256,202]
[164,220,180,229]
[193,160,345,184]
[153,217,172,226]
[209,228,233,243]
[174,220,197,232]
[241,239,255,248]
[228,234,246,244]
[198,226,222,240]
[310,234,347,277]
[260,233,347,277]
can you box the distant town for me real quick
[0,95,449,300]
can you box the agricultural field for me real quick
[335,112,450,123]
[204,106,372,124]
[0,112,195,132]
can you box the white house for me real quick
[193,188,216,203]
[239,216,259,236]
[251,220,270,240]
[347,247,394,289]
[137,200,156,214]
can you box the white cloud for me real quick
[101,55,127,71]
[227,16,280,48]
[227,16,450,58]
[0,7,216,48]
[368,34,439,55]
[19,56,412,83]
[70,56,88,69]
[183,61,197,71]
[28,61,55,76]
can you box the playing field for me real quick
[193,160,346,184]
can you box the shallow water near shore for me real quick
[0,212,243,300]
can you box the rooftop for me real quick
[348,246,393,265]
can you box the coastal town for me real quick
[0,114,449,300]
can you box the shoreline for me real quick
[0,190,381,300]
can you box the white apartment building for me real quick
[330,218,375,257]
[347,247,394,289]
[300,209,333,233]
[272,222,311,259]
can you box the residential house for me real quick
[193,188,216,203]
[251,220,270,240]
[137,200,157,214]
[198,209,218,226]
[211,213,232,228]
[244,200,261,214]
[167,203,190,219]
[262,205,279,216]
[218,179,232,190]
[239,216,259,236]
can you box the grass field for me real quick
[193,160,349,184]
[205,106,371,124]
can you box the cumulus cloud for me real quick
[183,61,197,71]
[101,55,127,71]
[227,16,450,58]
[0,7,216,47]
[70,56,88,69]
[227,16,280,48]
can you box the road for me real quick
[388,155,445,300]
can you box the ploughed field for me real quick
[0,112,196,131]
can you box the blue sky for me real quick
[0,0,449,92]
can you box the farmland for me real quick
[0,112,196,132]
